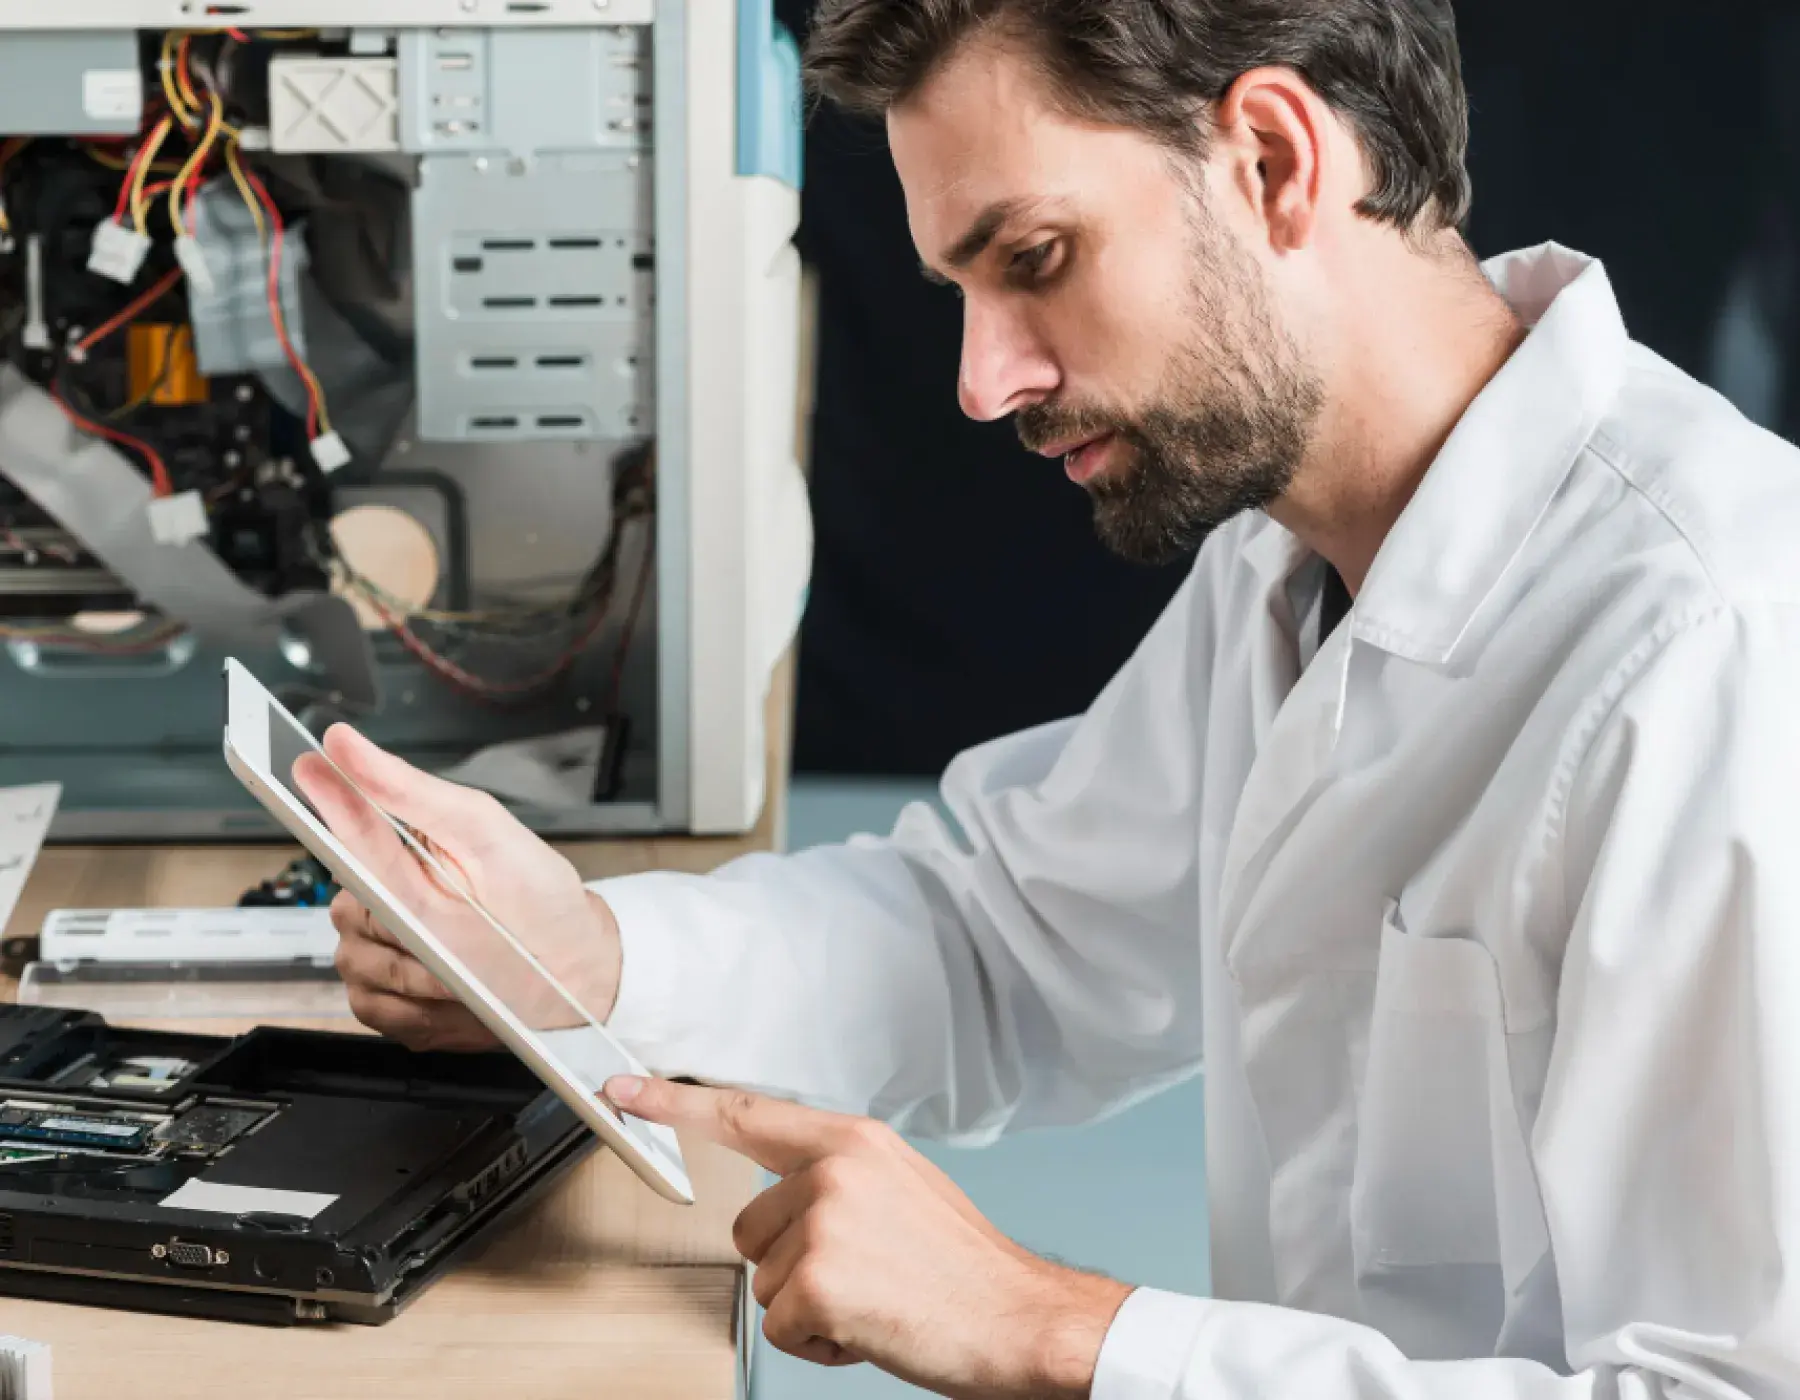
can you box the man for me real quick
[298,1,1800,1396]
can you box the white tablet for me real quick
[220,657,692,1204]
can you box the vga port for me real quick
[165,1239,222,1268]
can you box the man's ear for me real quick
[1210,66,1332,254]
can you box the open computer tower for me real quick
[0,0,812,841]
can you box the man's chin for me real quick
[1092,499,1208,567]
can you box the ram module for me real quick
[0,1100,167,1152]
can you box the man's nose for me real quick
[957,301,1057,423]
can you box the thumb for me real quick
[320,724,499,849]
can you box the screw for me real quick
[224,450,242,468]
[236,383,255,402]
[151,1244,167,1259]
[216,1250,231,1265]
[316,1267,336,1286]
[235,425,252,442]
[474,156,490,173]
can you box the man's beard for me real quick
[1017,207,1323,566]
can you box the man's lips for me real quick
[1045,432,1120,485]
[1031,431,1110,460]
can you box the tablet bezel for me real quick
[220,658,693,1205]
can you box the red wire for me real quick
[174,37,197,124]
[237,163,322,438]
[358,579,628,706]
[51,386,173,497]
[75,267,183,355]
[184,161,207,231]
[112,140,150,222]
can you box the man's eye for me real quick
[1007,240,1060,285]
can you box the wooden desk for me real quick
[0,669,793,1400]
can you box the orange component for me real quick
[126,323,208,407]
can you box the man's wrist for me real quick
[1015,1261,1135,1399]
[582,888,624,1022]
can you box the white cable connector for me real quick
[86,218,151,286]
[172,234,214,296]
[20,234,49,352]
[0,1334,53,1400]
[309,431,352,474]
[148,490,209,547]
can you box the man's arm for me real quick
[600,550,1221,1139]
[606,603,1800,1400]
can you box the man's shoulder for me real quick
[1577,345,1800,612]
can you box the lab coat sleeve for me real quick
[1089,602,1800,1400]
[594,557,1216,1139]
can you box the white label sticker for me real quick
[161,1179,339,1221]
[83,69,143,121]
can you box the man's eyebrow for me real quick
[919,197,1051,283]
[946,199,1027,269]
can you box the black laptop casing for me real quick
[0,1005,596,1325]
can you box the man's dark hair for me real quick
[803,0,1472,232]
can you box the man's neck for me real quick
[1270,243,1527,595]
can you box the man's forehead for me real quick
[892,106,1088,264]
[889,42,1067,192]
[890,45,1173,239]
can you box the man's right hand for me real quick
[293,725,623,1052]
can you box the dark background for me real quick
[778,0,1800,776]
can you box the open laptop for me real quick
[0,1004,595,1325]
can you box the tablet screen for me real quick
[251,692,686,1187]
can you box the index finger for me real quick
[605,1078,854,1177]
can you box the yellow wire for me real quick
[159,32,195,128]
[129,117,175,233]
[82,142,184,176]
[175,36,202,113]
[0,137,24,236]
[169,90,225,233]
[223,136,266,244]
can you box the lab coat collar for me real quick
[1241,244,1630,669]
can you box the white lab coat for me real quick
[597,245,1800,1399]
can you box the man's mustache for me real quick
[1015,403,1131,455]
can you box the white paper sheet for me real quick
[0,784,60,940]
[437,728,609,810]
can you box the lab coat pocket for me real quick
[1351,906,1514,1271]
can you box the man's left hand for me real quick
[605,1076,1132,1400]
